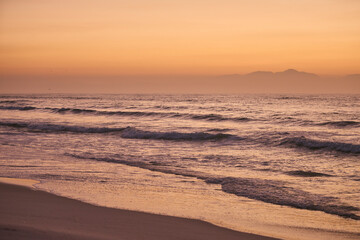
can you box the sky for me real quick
[0,0,359,93]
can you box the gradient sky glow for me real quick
[1,0,360,77]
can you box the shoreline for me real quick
[0,181,280,240]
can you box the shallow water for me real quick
[0,94,359,239]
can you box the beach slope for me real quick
[0,183,279,240]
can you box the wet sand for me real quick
[0,182,280,240]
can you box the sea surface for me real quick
[0,94,359,240]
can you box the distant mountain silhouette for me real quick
[215,69,360,93]
[2,69,358,94]
[239,69,318,80]
[275,69,318,78]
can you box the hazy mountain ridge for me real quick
[220,69,360,80]
[1,69,359,94]
[214,69,359,93]
[222,69,319,80]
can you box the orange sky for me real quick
[1,0,360,77]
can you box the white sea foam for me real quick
[67,153,360,220]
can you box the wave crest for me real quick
[286,170,332,177]
[281,136,360,154]
[0,106,36,111]
[1,104,253,123]
[318,121,360,128]
[68,153,360,220]
[120,127,234,141]
[0,121,125,133]
[205,177,359,220]
[0,121,233,141]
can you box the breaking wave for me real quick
[0,106,36,111]
[317,121,360,128]
[0,121,234,141]
[6,105,359,130]
[0,121,125,133]
[286,170,332,177]
[2,119,359,149]
[281,136,360,154]
[120,127,234,141]
[68,153,360,220]
[205,177,359,220]
[50,107,252,122]
[1,105,252,122]
[48,108,97,114]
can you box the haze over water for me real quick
[0,94,359,239]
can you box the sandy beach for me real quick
[0,182,279,240]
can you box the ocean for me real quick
[0,94,359,240]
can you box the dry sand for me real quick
[0,182,280,240]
